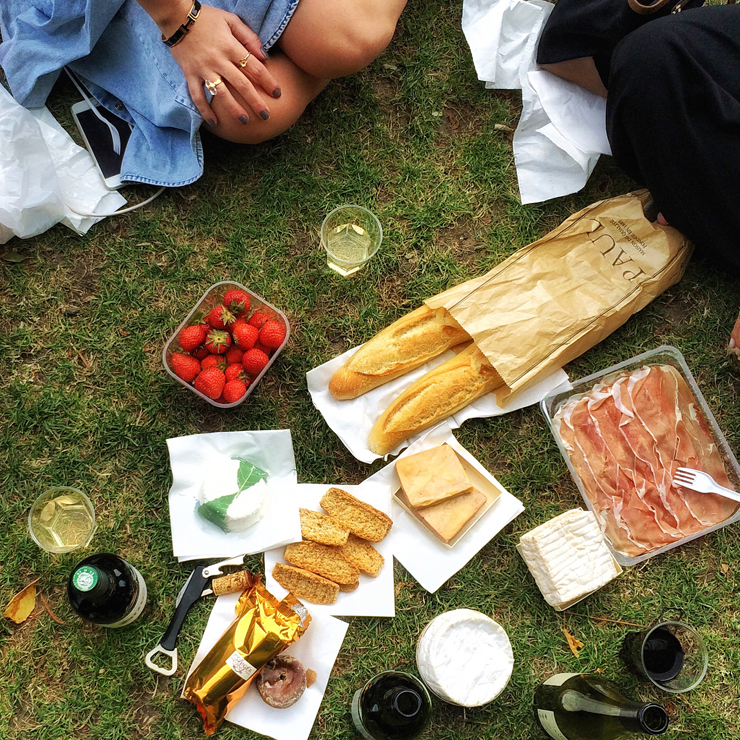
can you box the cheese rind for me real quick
[416,609,513,706]
[517,508,619,609]
[395,444,473,508]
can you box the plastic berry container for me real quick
[162,281,290,408]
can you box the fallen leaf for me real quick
[494,123,515,133]
[39,593,65,624]
[1,251,29,263]
[721,563,730,574]
[562,627,585,657]
[4,579,40,623]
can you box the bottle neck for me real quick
[620,703,670,735]
[383,687,423,719]
[73,565,112,601]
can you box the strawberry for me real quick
[171,353,201,382]
[193,344,210,360]
[179,324,208,353]
[207,304,236,330]
[233,322,259,350]
[259,320,286,350]
[225,363,248,382]
[201,354,226,370]
[223,289,251,317]
[247,311,270,330]
[242,348,270,376]
[223,379,248,403]
[253,342,273,356]
[224,346,244,365]
[194,367,226,399]
[205,329,232,354]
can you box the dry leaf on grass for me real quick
[4,579,40,624]
[562,627,585,657]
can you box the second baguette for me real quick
[368,343,503,455]
[328,306,471,400]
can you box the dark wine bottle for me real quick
[352,671,432,740]
[68,553,148,628]
[534,673,669,740]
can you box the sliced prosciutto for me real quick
[553,364,738,557]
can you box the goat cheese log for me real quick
[328,305,471,400]
[368,343,503,455]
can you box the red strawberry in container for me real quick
[223,289,251,317]
[247,311,270,330]
[193,345,210,360]
[171,353,201,382]
[242,348,270,376]
[225,363,249,382]
[259,319,286,350]
[225,346,244,365]
[179,324,208,353]
[201,354,226,371]
[207,304,236,330]
[194,367,226,400]
[233,322,259,350]
[223,379,248,403]
[205,329,232,354]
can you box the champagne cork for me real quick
[211,570,253,596]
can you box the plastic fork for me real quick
[673,467,740,504]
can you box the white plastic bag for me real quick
[0,85,125,244]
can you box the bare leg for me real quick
[209,0,407,143]
[730,311,740,359]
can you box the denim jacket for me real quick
[0,0,299,187]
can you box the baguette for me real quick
[329,306,471,400]
[368,343,503,455]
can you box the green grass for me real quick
[2,2,740,738]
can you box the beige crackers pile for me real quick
[272,488,392,604]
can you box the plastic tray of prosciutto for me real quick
[541,346,740,565]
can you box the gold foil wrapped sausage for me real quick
[183,573,310,735]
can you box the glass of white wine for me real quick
[321,205,383,276]
[28,487,96,554]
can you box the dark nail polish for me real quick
[260,110,270,120]
[272,88,282,99]
[239,115,249,125]
[207,119,216,127]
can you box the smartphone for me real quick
[71,100,132,190]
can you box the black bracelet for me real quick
[162,0,202,48]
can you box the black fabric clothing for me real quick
[536,1,740,272]
[536,0,704,86]
[607,6,740,271]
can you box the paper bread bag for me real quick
[424,190,692,404]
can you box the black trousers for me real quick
[606,6,740,272]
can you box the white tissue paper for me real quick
[307,345,568,464]
[364,427,525,593]
[185,593,349,740]
[462,0,611,204]
[167,430,301,562]
[0,85,125,244]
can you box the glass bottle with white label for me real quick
[534,673,669,740]
[67,553,148,628]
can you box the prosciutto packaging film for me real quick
[543,347,740,564]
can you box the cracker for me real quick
[299,508,350,546]
[284,541,360,585]
[320,487,392,542]
[272,562,339,605]
[337,534,385,577]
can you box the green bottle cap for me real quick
[73,565,99,592]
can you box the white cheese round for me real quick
[224,479,271,532]
[416,609,514,706]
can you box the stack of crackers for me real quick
[272,487,392,604]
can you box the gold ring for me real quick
[238,52,251,68]
[204,78,223,95]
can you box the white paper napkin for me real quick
[364,427,525,593]
[167,431,302,562]
[307,346,569,464]
[184,593,349,740]
[265,483,396,618]
[462,0,610,204]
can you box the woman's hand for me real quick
[139,1,282,125]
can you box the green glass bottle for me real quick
[352,671,432,740]
[534,673,669,740]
